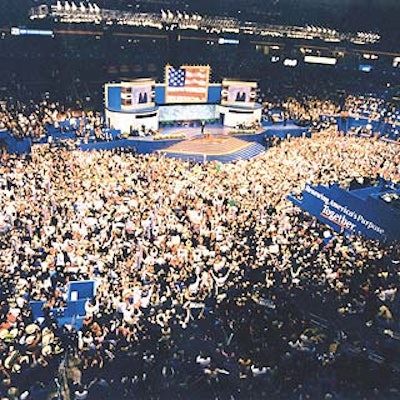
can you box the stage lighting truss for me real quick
[29,2,381,45]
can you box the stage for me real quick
[24,121,308,161]
[162,135,251,156]
[167,125,227,137]
[154,124,265,139]
[157,125,266,163]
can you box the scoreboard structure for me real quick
[104,66,262,133]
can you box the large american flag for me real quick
[166,65,210,103]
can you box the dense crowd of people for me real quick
[0,100,109,145]
[262,96,340,125]
[1,2,400,398]
[343,95,400,124]
[0,126,399,399]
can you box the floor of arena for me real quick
[161,134,252,156]
[128,124,265,156]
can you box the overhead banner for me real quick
[288,183,400,242]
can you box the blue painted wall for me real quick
[155,86,166,104]
[107,86,122,111]
[78,138,183,154]
[208,85,222,104]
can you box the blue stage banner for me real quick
[288,183,400,242]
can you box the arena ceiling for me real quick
[1,0,399,38]
[95,0,400,30]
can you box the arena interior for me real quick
[0,1,399,399]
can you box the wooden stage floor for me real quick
[162,134,252,156]
[160,126,262,156]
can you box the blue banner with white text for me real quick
[288,183,400,242]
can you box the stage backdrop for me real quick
[164,65,210,104]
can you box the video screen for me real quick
[120,80,155,110]
[221,80,258,106]
[159,104,216,122]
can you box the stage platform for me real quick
[160,133,266,163]
[10,120,309,156]
[74,122,306,162]
[163,135,249,155]
[158,122,304,139]
[158,124,265,139]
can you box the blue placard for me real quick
[67,280,96,302]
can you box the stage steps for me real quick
[162,142,266,163]
[208,142,266,162]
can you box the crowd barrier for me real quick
[0,130,32,154]
[329,115,400,142]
